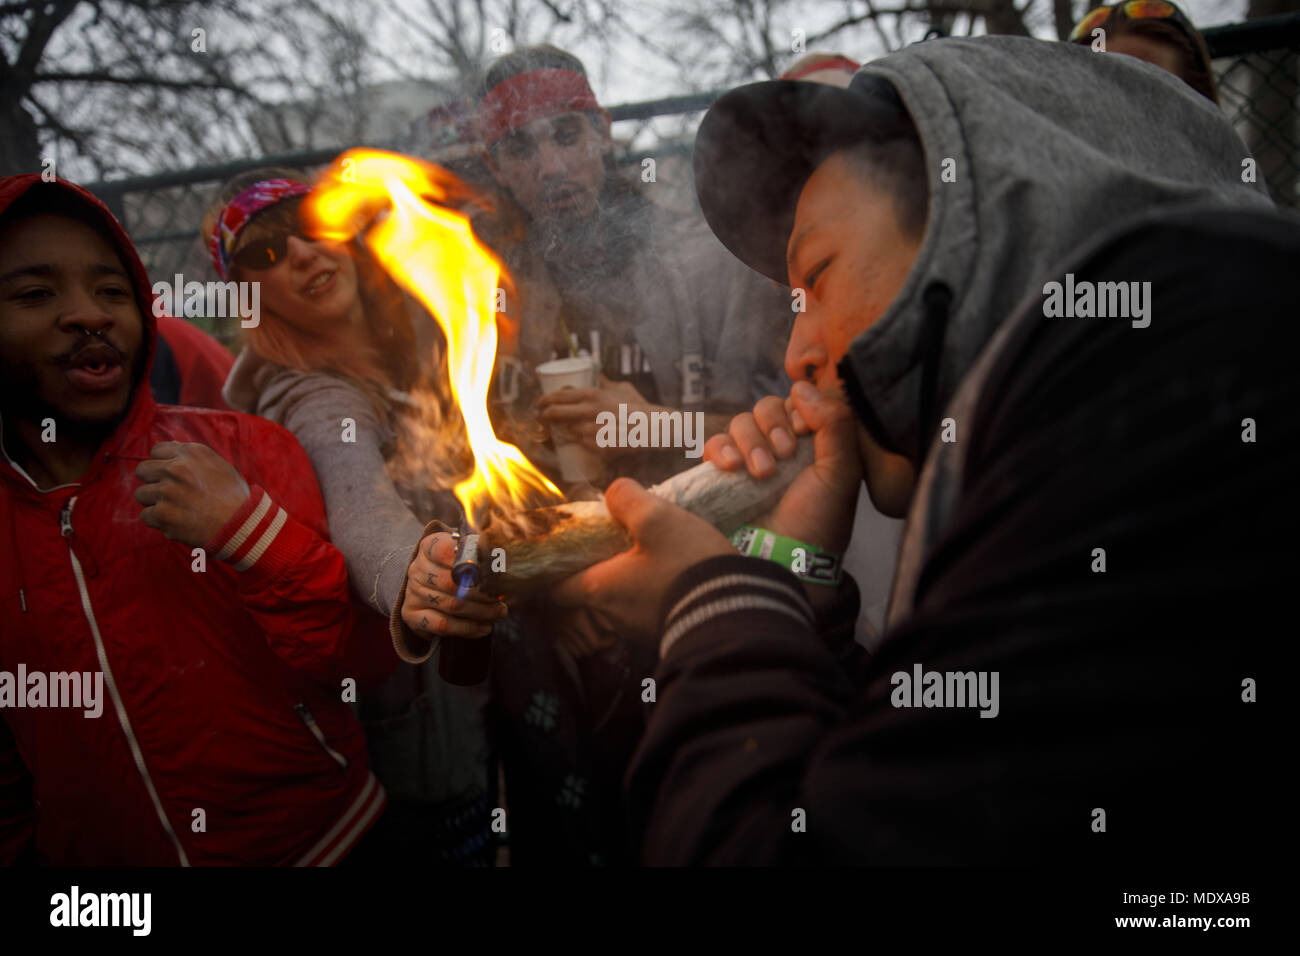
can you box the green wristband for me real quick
[731,525,843,586]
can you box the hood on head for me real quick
[0,174,159,418]
[695,36,1273,463]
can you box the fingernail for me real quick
[480,625,494,637]
[770,427,795,456]
[719,445,742,468]
[792,380,816,400]
[751,447,774,474]
[790,408,809,432]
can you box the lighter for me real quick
[451,518,482,597]
[439,514,492,686]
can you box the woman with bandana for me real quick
[203,170,499,866]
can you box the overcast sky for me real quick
[31,0,1256,181]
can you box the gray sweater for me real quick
[224,349,426,617]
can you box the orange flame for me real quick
[304,148,561,526]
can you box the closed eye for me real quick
[804,258,831,292]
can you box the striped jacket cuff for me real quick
[659,555,815,660]
[204,485,307,581]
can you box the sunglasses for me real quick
[229,196,320,272]
[1069,1,1192,42]
[231,230,320,271]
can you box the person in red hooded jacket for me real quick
[0,174,396,865]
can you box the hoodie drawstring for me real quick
[917,281,953,455]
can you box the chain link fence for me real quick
[84,16,1299,345]
[1206,13,1300,210]
[86,95,712,344]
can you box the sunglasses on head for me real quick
[1069,0,1191,43]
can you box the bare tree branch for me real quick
[1053,0,1077,40]
[33,70,243,89]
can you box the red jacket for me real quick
[0,175,392,865]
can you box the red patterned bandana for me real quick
[477,69,601,148]
[207,178,312,279]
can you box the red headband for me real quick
[781,55,862,82]
[478,68,601,147]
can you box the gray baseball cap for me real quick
[692,72,912,284]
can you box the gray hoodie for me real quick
[828,38,1273,625]
[841,36,1272,469]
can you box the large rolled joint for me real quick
[483,439,815,597]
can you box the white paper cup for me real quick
[536,356,605,483]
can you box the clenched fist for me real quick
[134,442,251,548]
